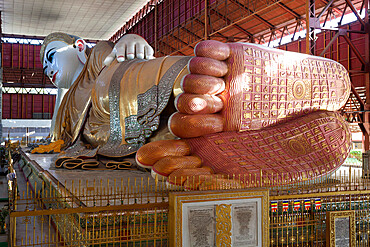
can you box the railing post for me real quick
[204,0,208,40]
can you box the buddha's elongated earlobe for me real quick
[75,39,87,64]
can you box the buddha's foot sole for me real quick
[170,41,351,138]
[182,110,351,185]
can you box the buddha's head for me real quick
[40,32,91,88]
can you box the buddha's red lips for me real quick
[52,71,59,83]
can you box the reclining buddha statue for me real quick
[39,32,351,189]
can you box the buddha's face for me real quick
[42,40,84,89]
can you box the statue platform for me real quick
[18,148,362,200]
[17,148,162,207]
[24,150,153,187]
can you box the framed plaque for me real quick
[326,210,355,247]
[169,189,269,247]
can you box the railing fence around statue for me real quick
[6,151,370,246]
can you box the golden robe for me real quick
[53,41,190,163]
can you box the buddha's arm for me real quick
[50,88,68,136]
[104,34,154,65]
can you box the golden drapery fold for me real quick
[53,41,190,167]
[94,56,190,157]
[52,41,114,146]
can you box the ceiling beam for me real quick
[229,0,275,30]
[209,8,254,39]
[277,2,300,19]
[180,25,203,40]
[193,16,229,40]
[158,40,185,55]
[344,0,366,27]
[169,33,194,49]
[320,0,343,16]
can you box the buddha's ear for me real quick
[74,39,87,64]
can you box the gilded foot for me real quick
[136,40,352,189]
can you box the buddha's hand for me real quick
[104,34,154,66]
[136,40,352,189]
